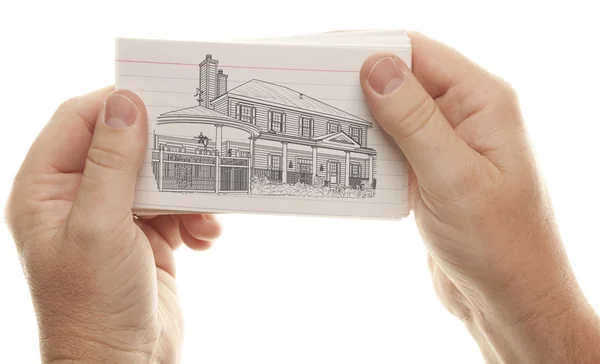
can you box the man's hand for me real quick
[5,87,221,363]
[360,32,600,363]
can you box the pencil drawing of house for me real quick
[151,54,377,198]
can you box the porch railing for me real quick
[163,151,216,165]
[220,156,249,166]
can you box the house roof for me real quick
[225,79,371,126]
[156,104,262,137]
[315,131,362,149]
[158,104,239,121]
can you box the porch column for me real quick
[281,142,288,183]
[248,137,255,193]
[312,146,318,176]
[368,154,374,186]
[158,145,164,191]
[345,151,350,186]
[249,137,256,168]
[215,124,223,193]
[215,124,223,154]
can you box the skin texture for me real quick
[359,32,600,363]
[4,32,600,363]
[6,87,221,363]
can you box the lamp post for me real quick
[194,132,211,154]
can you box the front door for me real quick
[329,161,339,184]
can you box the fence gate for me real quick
[220,166,249,191]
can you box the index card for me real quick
[116,35,411,219]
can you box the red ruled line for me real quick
[115,59,359,73]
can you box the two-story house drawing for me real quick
[151,54,377,198]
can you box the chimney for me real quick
[217,69,228,98]
[299,93,304,99]
[198,54,219,109]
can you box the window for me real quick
[350,163,361,178]
[350,127,362,145]
[301,116,312,138]
[269,155,281,170]
[328,122,340,133]
[238,104,256,124]
[269,111,284,132]
[297,158,312,171]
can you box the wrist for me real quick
[467,281,600,363]
[40,329,158,364]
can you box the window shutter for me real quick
[311,118,314,138]
[282,113,286,133]
[267,110,272,130]
[252,107,257,124]
[236,103,241,119]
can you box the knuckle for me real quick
[492,77,520,107]
[4,183,33,248]
[392,95,438,139]
[66,204,134,245]
[54,96,81,117]
[4,196,21,242]
[86,143,130,172]
[65,206,100,243]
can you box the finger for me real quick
[144,214,217,251]
[180,214,222,242]
[136,214,158,220]
[144,215,183,250]
[409,32,520,131]
[408,31,479,101]
[179,223,212,251]
[70,89,148,227]
[409,31,525,171]
[19,86,114,175]
[360,53,481,192]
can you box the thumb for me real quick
[71,90,148,227]
[360,54,478,193]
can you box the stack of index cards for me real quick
[115,30,412,220]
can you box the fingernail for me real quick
[104,93,138,128]
[367,57,405,95]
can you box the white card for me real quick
[116,36,411,219]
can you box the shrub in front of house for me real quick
[250,174,375,198]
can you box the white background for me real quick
[1,1,599,363]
